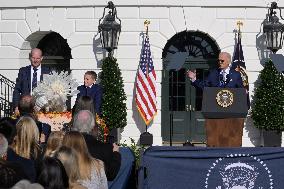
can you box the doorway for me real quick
[161,30,220,144]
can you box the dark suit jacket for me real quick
[192,68,244,89]
[77,84,103,115]
[6,148,36,182]
[12,65,50,108]
[82,133,121,181]
[0,160,28,188]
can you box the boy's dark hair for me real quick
[18,95,35,115]
[85,71,97,80]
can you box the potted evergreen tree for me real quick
[100,57,127,143]
[251,60,284,146]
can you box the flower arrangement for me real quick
[96,114,109,142]
[33,70,79,112]
[37,111,72,131]
[33,71,79,131]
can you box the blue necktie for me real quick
[32,67,38,90]
[219,70,226,87]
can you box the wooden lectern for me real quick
[202,87,248,147]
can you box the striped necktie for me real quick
[32,67,38,90]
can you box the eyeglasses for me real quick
[218,59,225,63]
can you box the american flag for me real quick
[135,35,157,126]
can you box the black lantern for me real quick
[263,2,284,53]
[98,1,121,56]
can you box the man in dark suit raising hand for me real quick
[187,52,243,89]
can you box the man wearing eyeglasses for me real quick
[187,52,243,89]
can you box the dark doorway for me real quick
[161,30,220,144]
[37,32,72,72]
[37,32,72,109]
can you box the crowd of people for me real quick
[0,48,124,188]
[0,94,122,189]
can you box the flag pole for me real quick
[236,21,243,70]
[144,20,150,132]
[138,20,153,146]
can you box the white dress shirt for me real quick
[30,65,41,94]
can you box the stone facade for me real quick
[0,0,283,146]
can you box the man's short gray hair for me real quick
[0,133,8,157]
[72,110,95,133]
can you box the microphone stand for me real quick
[169,70,174,146]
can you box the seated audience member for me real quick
[13,116,41,160]
[44,131,64,157]
[18,95,51,143]
[72,96,103,138]
[73,96,96,116]
[3,117,37,181]
[54,146,87,189]
[12,180,43,189]
[0,117,17,144]
[76,71,103,115]
[0,133,28,188]
[72,110,121,181]
[62,131,107,189]
[65,96,96,132]
[37,157,69,189]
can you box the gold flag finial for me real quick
[144,20,150,36]
[144,20,150,27]
[237,20,243,31]
[236,21,243,38]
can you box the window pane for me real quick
[169,97,177,111]
[177,97,185,111]
[178,68,186,82]
[177,83,185,96]
[195,87,203,111]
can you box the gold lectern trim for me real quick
[216,89,234,108]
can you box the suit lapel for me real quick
[27,65,31,91]
[40,67,48,81]
[40,69,43,81]
[225,70,231,85]
[91,84,96,94]
[216,69,221,85]
[224,69,235,87]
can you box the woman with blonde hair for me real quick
[44,131,64,157]
[13,116,40,160]
[62,131,107,189]
[54,146,86,189]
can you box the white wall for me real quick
[0,1,282,146]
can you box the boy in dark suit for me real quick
[76,71,103,115]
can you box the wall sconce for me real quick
[98,1,121,57]
[263,2,284,53]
